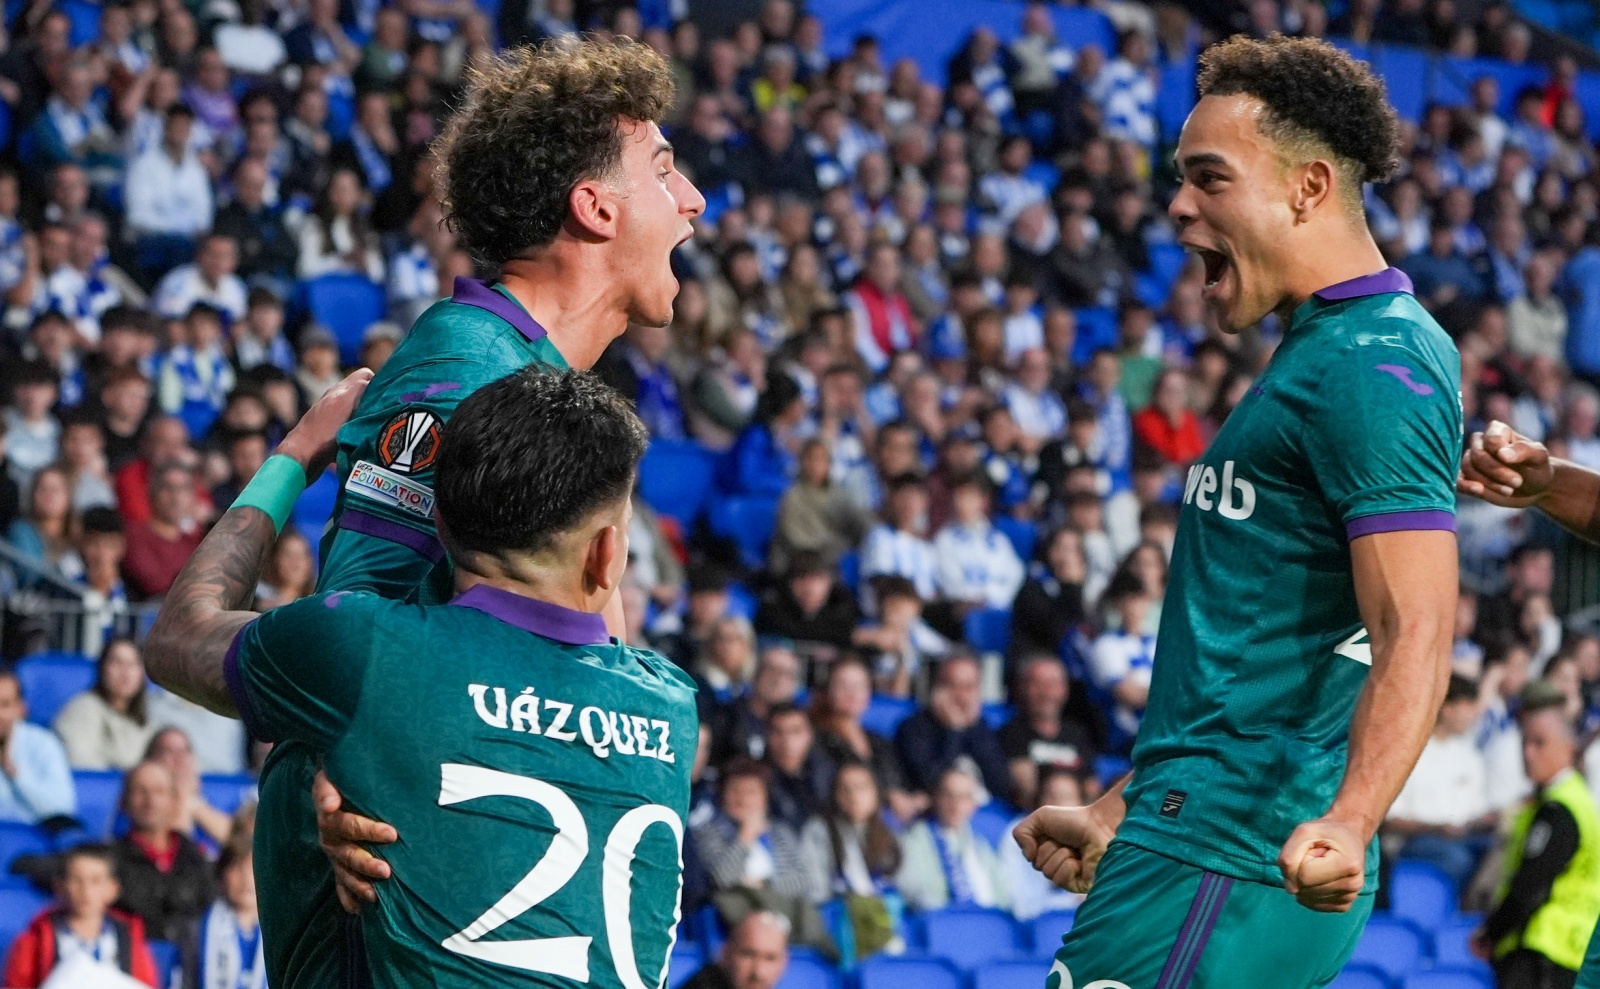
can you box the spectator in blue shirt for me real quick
[1402,216,1487,309]
[0,669,78,831]
[1561,228,1600,378]
[729,372,806,497]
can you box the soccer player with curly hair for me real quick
[1015,36,1462,988]
[219,38,702,988]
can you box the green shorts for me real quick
[1575,918,1600,989]
[1044,841,1374,989]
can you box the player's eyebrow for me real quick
[1177,152,1229,172]
[653,141,675,160]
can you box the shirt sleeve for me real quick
[223,591,386,748]
[1303,342,1462,538]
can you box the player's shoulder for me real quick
[622,644,701,699]
[366,295,543,391]
[260,589,413,630]
[1303,293,1459,389]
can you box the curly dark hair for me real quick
[1197,34,1400,209]
[433,38,673,268]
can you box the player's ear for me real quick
[568,180,620,242]
[586,523,623,594]
[1294,159,1336,221]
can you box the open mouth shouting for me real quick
[1193,246,1231,297]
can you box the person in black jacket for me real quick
[894,652,1013,804]
[763,704,835,834]
[713,643,803,765]
[1009,526,1087,660]
[997,654,1097,808]
[110,761,217,954]
[680,911,792,989]
[1474,691,1598,989]
[754,554,861,656]
[735,107,819,199]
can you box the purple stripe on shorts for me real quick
[339,508,446,563]
[1155,874,1218,989]
[1345,509,1457,540]
[223,622,271,742]
[1171,876,1234,989]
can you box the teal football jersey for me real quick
[228,586,699,989]
[317,277,570,602]
[1117,269,1462,889]
[257,278,569,989]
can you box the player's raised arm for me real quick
[1459,420,1600,541]
[145,370,373,714]
[1280,528,1456,912]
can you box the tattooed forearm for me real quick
[145,506,279,717]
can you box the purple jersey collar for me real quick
[1313,267,1415,301]
[450,584,611,645]
[450,277,549,344]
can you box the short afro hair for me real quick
[435,367,648,559]
[434,38,674,269]
[1197,34,1401,209]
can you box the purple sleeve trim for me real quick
[339,508,445,564]
[1345,509,1457,540]
[223,623,273,743]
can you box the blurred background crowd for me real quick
[2,0,1600,984]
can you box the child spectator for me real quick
[932,472,1024,613]
[294,327,344,404]
[54,638,154,771]
[156,303,235,440]
[4,361,62,488]
[854,576,949,697]
[1088,573,1157,751]
[232,288,294,373]
[195,842,264,989]
[2,844,158,988]
[861,474,938,605]
[58,415,116,511]
[77,507,129,649]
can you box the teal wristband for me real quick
[234,455,309,534]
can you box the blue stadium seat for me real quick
[1022,161,1060,195]
[59,0,101,47]
[1133,273,1169,309]
[1390,860,1455,931]
[0,823,49,886]
[73,770,125,840]
[1049,5,1117,54]
[1515,0,1562,29]
[303,274,387,366]
[861,695,916,737]
[994,517,1037,563]
[919,908,1022,970]
[1429,58,1544,114]
[778,954,839,989]
[15,651,96,727]
[965,608,1011,656]
[1091,754,1131,789]
[969,802,1016,848]
[1371,46,1431,122]
[639,439,718,528]
[1576,73,1600,141]
[148,939,180,989]
[1330,965,1393,989]
[667,945,704,989]
[1070,308,1118,364]
[293,467,340,542]
[1401,970,1491,989]
[1431,918,1490,973]
[201,774,258,816]
[1349,916,1426,981]
[709,495,781,569]
[1157,61,1197,143]
[1146,243,1192,289]
[858,955,963,989]
[981,702,1013,731]
[838,550,861,594]
[974,959,1050,989]
[0,887,50,952]
[1028,911,1075,957]
[726,583,757,620]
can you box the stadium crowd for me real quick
[0,0,1598,983]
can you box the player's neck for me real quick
[1274,227,1390,322]
[454,570,606,617]
[499,256,628,371]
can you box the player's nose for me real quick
[1168,183,1197,228]
[675,172,706,218]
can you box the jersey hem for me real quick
[1113,824,1379,892]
